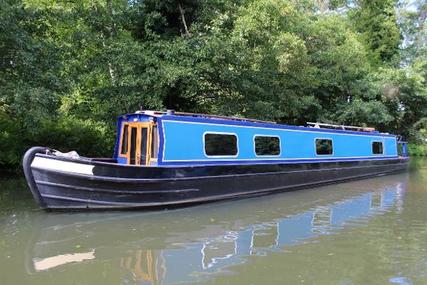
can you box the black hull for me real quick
[23,147,410,210]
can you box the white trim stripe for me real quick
[31,157,94,175]
[160,155,398,163]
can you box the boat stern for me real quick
[22,147,52,209]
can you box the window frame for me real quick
[203,132,239,158]
[118,123,129,158]
[118,122,158,165]
[371,141,384,155]
[150,125,159,160]
[314,138,334,156]
[253,134,281,157]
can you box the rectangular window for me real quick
[140,127,148,164]
[151,125,158,159]
[204,133,238,156]
[255,136,280,156]
[372,141,384,154]
[316,139,333,155]
[129,127,137,164]
[120,125,129,155]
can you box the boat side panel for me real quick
[30,157,408,209]
[160,120,397,164]
[385,138,398,156]
[33,154,408,179]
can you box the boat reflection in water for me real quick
[26,174,407,284]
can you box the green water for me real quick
[1,160,427,285]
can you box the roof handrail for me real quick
[306,122,376,132]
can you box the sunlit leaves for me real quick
[0,0,427,169]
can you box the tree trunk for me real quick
[105,0,117,85]
[178,1,190,37]
[106,0,117,37]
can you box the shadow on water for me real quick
[0,176,36,211]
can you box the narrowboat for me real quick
[26,176,406,277]
[22,110,410,210]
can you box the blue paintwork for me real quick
[113,116,125,160]
[114,112,401,166]
[398,141,409,157]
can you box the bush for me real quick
[0,112,25,169]
[33,116,115,158]
[408,143,427,156]
[0,114,116,172]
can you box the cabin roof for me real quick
[132,110,277,124]
[120,110,395,137]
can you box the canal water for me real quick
[1,160,427,285]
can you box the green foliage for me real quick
[408,143,427,156]
[1,0,427,171]
[35,116,114,157]
[398,0,427,64]
[0,111,24,168]
[349,0,401,64]
[0,112,113,167]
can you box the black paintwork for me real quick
[23,147,410,210]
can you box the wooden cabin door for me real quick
[126,122,152,166]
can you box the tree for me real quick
[350,0,402,64]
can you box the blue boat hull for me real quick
[23,147,410,210]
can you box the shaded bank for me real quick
[408,143,427,156]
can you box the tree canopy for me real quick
[1,0,427,169]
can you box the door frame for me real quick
[119,122,156,165]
